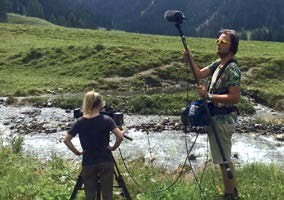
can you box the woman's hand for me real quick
[63,133,84,156]
[75,150,84,156]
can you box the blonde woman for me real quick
[64,91,124,200]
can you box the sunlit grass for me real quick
[0,20,283,110]
[0,145,283,200]
[7,13,57,27]
[2,22,283,58]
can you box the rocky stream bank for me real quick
[0,98,283,170]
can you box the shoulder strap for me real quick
[206,61,220,92]
[211,60,221,72]
[209,59,237,92]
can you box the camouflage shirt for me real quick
[208,59,241,124]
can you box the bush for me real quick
[8,135,24,153]
[237,96,256,115]
[6,95,17,104]
[14,89,27,97]
[95,43,105,51]
[22,48,43,63]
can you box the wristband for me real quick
[208,93,213,101]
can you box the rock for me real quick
[254,123,265,129]
[274,99,284,111]
[233,153,239,159]
[276,133,284,141]
[46,89,56,94]
[188,154,197,161]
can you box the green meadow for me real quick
[0,13,283,114]
[1,142,283,200]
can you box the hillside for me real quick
[5,0,284,42]
[0,18,283,111]
[6,13,56,27]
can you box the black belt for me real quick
[208,102,239,116]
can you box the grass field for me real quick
[0,13,283,112]
[0,143,283,200]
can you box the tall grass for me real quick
[0,145,283,200]
[8,135,24,153]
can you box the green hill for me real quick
[7,13,56,27]
[0,18,283,111]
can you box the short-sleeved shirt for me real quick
[208,59,241,96]
[208,59,241,124]
[68,114,117,166]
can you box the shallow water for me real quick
[0,104,283,171]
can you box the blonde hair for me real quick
[82,91,106,115]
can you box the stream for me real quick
[0,102,283,171]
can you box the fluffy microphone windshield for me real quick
[164,10,186,24]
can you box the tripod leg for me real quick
[69,173,83,200]
[96,176,101,200]
[113,158,132,200]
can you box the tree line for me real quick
[1,0,283,42]
[0,0,11,22]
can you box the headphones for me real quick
[92,96,102,107]
[228,33,238,55]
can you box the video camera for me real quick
[73,105,124,127]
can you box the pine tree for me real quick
[240,32,248,40]
[28,0,44,18]
[0,0,11,22]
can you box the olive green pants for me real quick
[82,162,114,200]
[207,118,236,164]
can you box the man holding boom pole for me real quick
[184,29,241,200]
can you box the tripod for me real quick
[69,155,131,200]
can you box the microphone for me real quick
[164,10,186,24]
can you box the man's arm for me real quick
[63,133,83,156]
[211,86,240,104]
[198,86,240,104]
